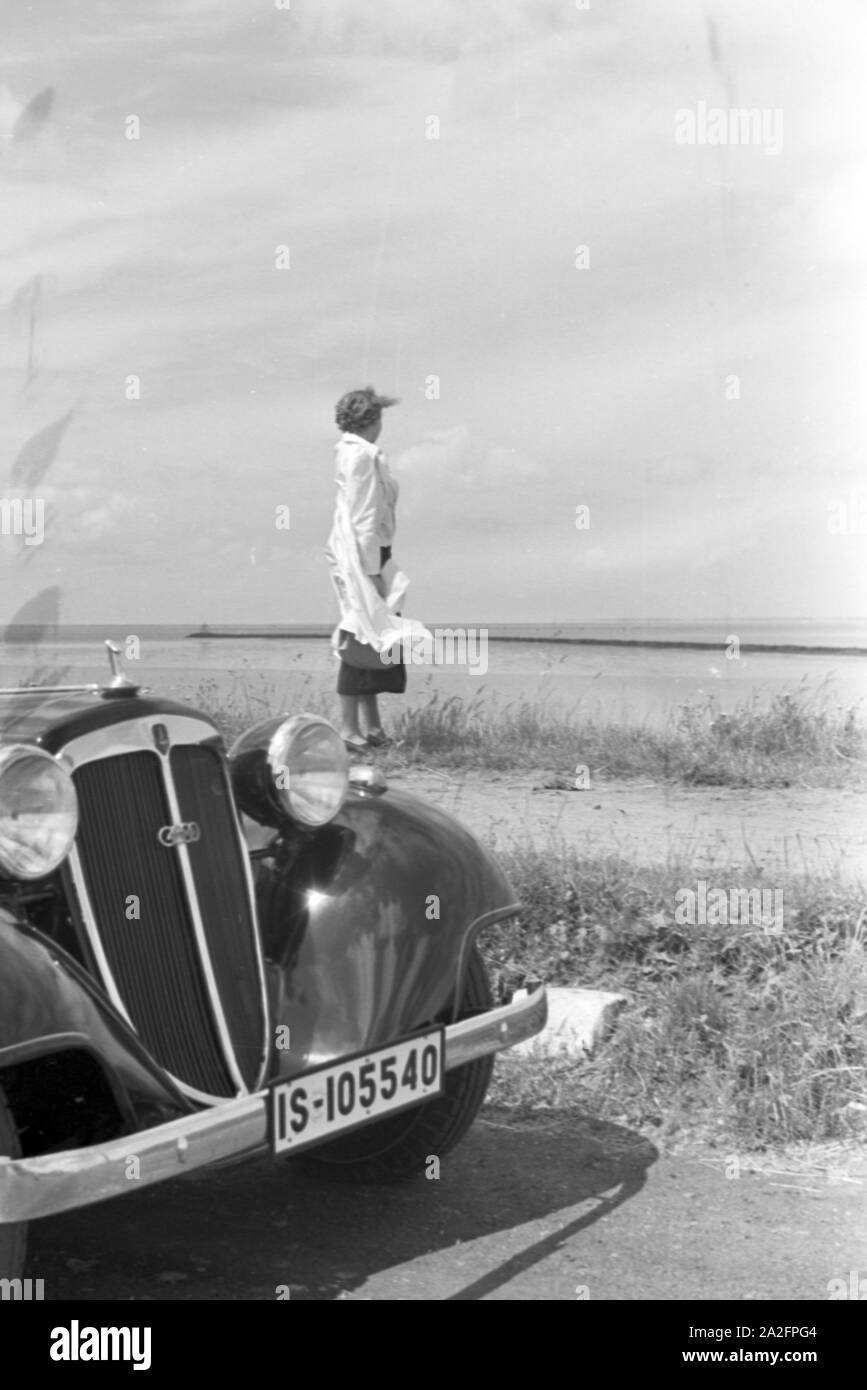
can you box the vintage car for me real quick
[0,643,547,1280]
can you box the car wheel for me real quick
[297,946,495,1183]
[0,1085,27,1279]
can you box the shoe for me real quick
[365,731,392,748]
[342,736,371,756]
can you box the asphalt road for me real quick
[26,1109,867,1301]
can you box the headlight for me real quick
[268,715,349,826]
[0,745,79,879]
[229,715,349,828]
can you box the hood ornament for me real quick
[102,640,140,699]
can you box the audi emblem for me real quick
[158,822,201,847]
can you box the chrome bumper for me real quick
[0,986,546,1224]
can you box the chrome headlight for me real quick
[0,745,79,879]
[229,715,349,828]
[268,715,349,826]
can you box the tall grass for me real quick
[390,683,865,787]
[180,673,865,789]
[483,842,867,1148]
[168,671,334,745]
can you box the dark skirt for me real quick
[336,653,407,696]
[336,545,407,696]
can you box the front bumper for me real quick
[0,985,547,1224]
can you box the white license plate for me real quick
[269,1028,445,1155]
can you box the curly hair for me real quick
[335,385,399,433]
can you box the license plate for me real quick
[269,1028,444,1155]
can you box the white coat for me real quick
[325,433,430,657]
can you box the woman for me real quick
[325,386,427,752]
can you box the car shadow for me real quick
[27,1107,657,1301]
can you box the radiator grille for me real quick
[72,746,264,1098]
[170,745,264,1087]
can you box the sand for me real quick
[386,769,867,880]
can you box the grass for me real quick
[482,842,867,1149]
[178,672,866,789]
[168,671,335,740]
[387,681,866,788]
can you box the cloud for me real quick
[1,0,864,622]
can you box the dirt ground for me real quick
[387,769,867,880]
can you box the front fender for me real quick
[0,907,191,1126]
[255,788,518,1078]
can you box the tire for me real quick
[0,1085,27,1280]
[297,946,495,1183]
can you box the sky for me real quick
[1,0,865,629]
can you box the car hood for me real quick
[0,689,219,753]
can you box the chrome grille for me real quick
[170,744,265,1087]
[68,724,267,1100]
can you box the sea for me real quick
[1,620,865,727]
